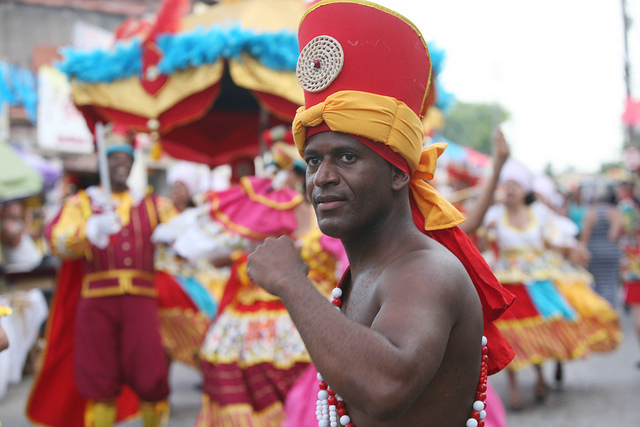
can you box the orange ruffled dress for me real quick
[485,202,620,371]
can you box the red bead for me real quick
[478,383,487,392]
[336,401,345,409]
[471,410,480,420]
[319,381,327,390]
[345,424,354,427]
[337,408,347,417]
[482,355,489,363]
[332,297,342,307]
[479,421,485,427]
[313,60,321,68]
[327,388,335,396]
[482,346,489,355]
[328,396,337,405]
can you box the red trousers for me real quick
[74,295,170,402]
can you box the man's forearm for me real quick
[279,279,424,419]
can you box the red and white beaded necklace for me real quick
[316,283,490,427]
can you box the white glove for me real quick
[151,207,203,244]
[85,186,111,212]
[151,223,176,244]
[173,227,226,263]
[86,211,121,249]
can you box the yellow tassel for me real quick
[85,400,116,427]
[140,400,170,427]
[150,140,163,161]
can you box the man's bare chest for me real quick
[341,276,381,326]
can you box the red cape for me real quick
[26,259,139,427]
[424,226,515,375]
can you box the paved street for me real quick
[490,308,640,427]
[1,309,639,426]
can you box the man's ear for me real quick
[391,167,410,191]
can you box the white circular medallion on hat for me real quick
[296,35,344,92]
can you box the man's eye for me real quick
[306,157,320,166]
[341,153,356,162]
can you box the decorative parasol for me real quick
[58,0,308,167]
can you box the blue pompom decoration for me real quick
[0,61,38,123]
[58,23,299,84]
[426,41,446,75]
[57,40,142,83]
[426,41,455,113]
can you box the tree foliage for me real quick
[441,102,510,154]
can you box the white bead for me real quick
[482,336,488,346]
[339,415,351,425]
[146,118,160,131]
[317,372,324,381]
[472,400,485,411]
[335,306,341,310]
[329,405,336,411]
[466,419,478,427]
[319,420,329,427]
[318,390,329,400]
[480,410,487,419]
[330,423,338,427]
[332,288,343,298]
[330,416,337,422]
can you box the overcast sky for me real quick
[372,0,639,174]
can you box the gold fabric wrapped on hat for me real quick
[293,89,465,231]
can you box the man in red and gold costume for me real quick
[27,124,177,427]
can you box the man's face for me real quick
[108,151,133,188]
[304,132,395,237]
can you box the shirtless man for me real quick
[249,132,486,425]
[247,1,513,425]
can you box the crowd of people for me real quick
[0,1,639,427]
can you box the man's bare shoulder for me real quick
[385,236,471,287]
[375,236,475,312]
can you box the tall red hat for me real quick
[297,0,432,118]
